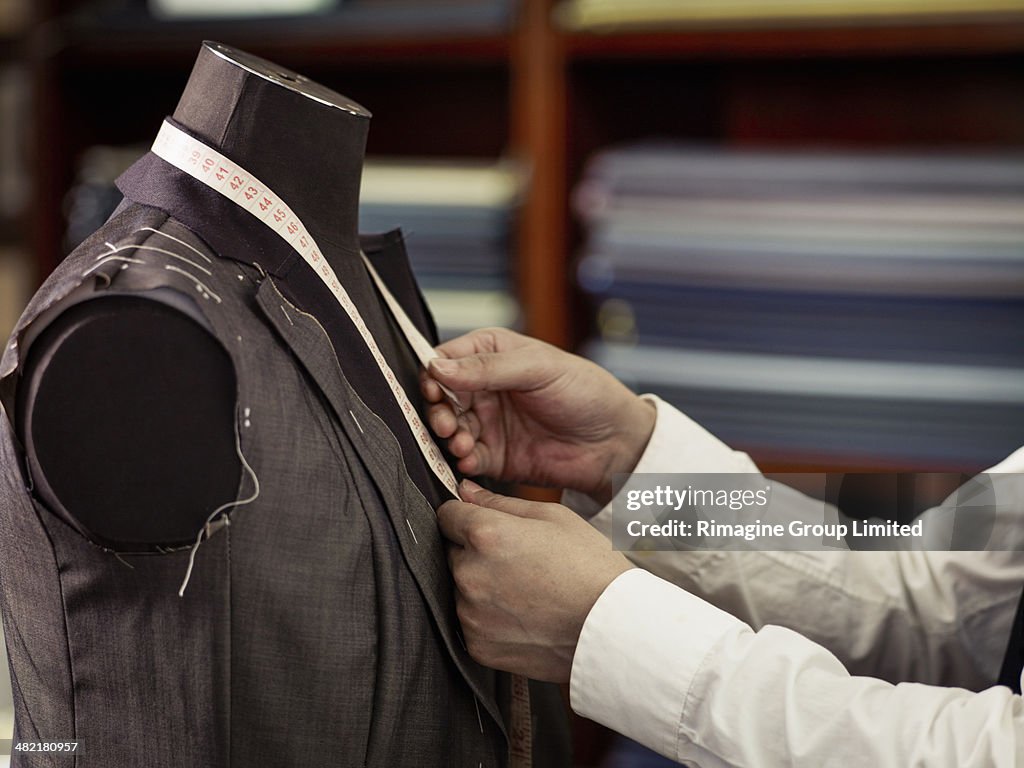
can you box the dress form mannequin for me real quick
[16,42,438,548]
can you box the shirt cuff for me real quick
[569,568,744,759]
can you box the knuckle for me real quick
[478,327,503,352]
[455,596,482,634]
[435,500,457,522]
[451,565,474,597]
[467,522,499,552]
[464,634,492,665]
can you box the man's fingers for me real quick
[458,480,558,521]
[437,500,480,547]
[420,370,445,404]
[447,540,468,575]
[456,408,482,441]
[438,499,510,554]
[427,402,459,439]
[455,441,497,477]
[448,429,476,459]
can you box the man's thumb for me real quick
[459,479,556,521]
[428,350,541,394]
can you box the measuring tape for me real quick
[152,120,459,497]
[152,120,532,766]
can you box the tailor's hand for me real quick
[439,479,633,683]
[422,328,656,503]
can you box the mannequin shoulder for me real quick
[16,294,241,548]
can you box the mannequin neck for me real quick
[171,42,370,260]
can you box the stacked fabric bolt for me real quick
[575,143,1024,467]
[146,0,515,32]
[359,157,522,340]
[555,0,1024,32]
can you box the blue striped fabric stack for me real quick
[359,156,522,340]
[575,144,1024,468]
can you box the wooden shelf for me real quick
[57,25,512,69]
[55,7,513,68]
[563,18,1024,60]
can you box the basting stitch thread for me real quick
[474,696,484,733]
[136,226,213,263]
[164,265,222,304]
[83,241,223,302]
[99,241,212,275]
[405,518,418,545]
[83,255,146,277]
[348,409,365,435]
[178,409,261,596]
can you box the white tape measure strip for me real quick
[360,254,463,411]
[152,120,459,497]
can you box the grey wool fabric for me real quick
[0,196,569,766]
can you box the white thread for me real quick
[348,409,364,434]
[137,226,213,263]
[405,518,419,545]
[164,265,222,304]
[112,551,135,569]
[280,304,294,326]
[178,413,261,597]
[244,407,251,418]
[82,255,146,276]
[474,696,484,733]
[100,242,212,276]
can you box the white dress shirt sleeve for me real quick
[564,395,1024,766]
[572,568,1024,767]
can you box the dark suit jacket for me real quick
[0,154,569,766]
